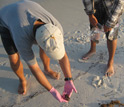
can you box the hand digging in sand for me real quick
[105,65,114,77]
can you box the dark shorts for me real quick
[90,1,118,40]
[0,26,18,55]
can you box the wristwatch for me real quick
[64,77,73,81]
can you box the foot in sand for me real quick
[105,65,114,77]
[82,51,96,60]
[18,80,27,95]
[44,69,60,80]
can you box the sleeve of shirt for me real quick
[105,0,124,28]
[15,38,37,66]
[19,47,37,65]
[82,0,96,15]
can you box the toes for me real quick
[56,72,60,80]
[105,71,114,77]
[18,81,27,95]
[82,52,95,60]
[22,90,26,95]
[18,84,23,94]
[22,86,27,95]
[82,57,89,60]
[52,72,60,80]
[108,72,114,77]
[44,71,60,80]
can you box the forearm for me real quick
[88,14,98,27]
[28,62,68,102]
[59,52,72,78]
[105,0,124,28]
[28,62,52,91]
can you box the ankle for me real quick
[19,78,27,83]
[89,49,96,53]
[44,67,51,72]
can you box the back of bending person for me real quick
[0,0,77,102]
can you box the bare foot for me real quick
[82,51,96,60]
[18,80,27,95]
[44,69,60,80]
[105,65,114,77]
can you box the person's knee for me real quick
[9,53,20,66]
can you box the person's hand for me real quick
[62,80,77,100]
[104,25,112,32]
[49,87,68,103]
[89,14,98,27]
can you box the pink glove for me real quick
[62,80,77,100]
[50,87,68,103]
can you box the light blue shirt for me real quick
[0,0,63,65]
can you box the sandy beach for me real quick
[0,0,124,107]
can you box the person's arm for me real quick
[104,25,112,33]
[82,0,98,27]
[19,43,67,102]
[59,52,77,100]
[28,62,68,102]
[105,0,124,28]
[89,14,98,27]
[82,0,96,15]
[59,52,72,78]
[28,62,52,91]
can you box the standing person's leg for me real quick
[105,23,119,77]
[1,35,27,95]
[39,47,60,79]
[106,39,117,77]
[82,41,96,60]
[82,2,101,60]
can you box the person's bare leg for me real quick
[39,47,60,79]
[9,53,27,95]
[59,52,72,78]
[105,39,117,77]
[82,41,96,60]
